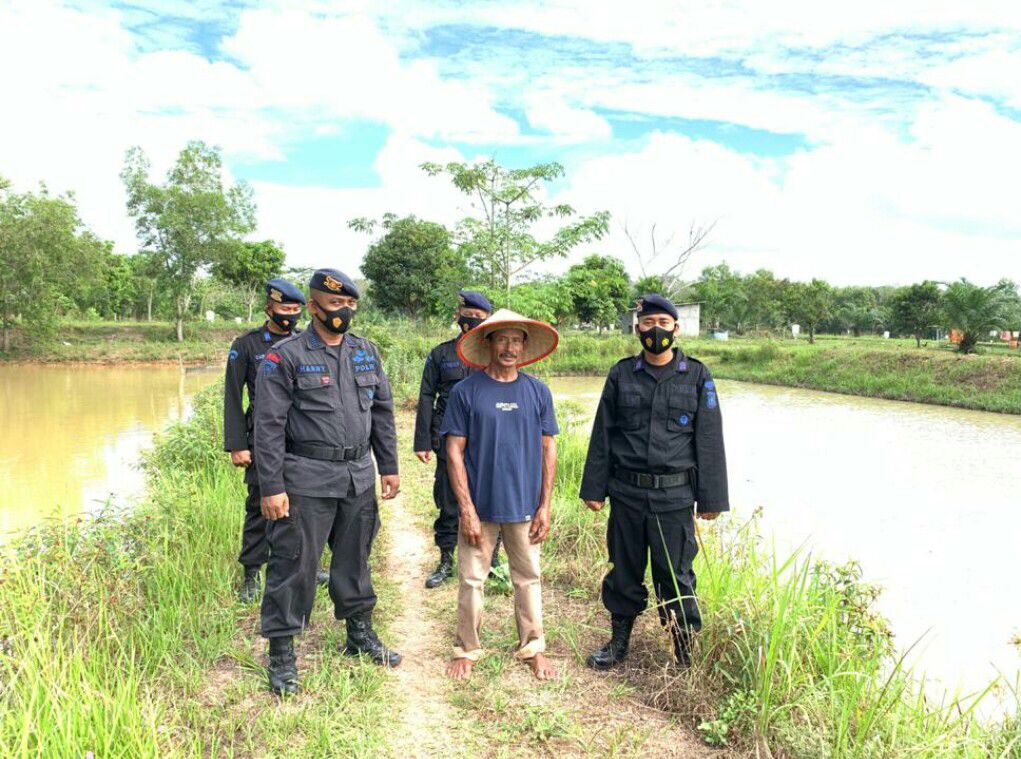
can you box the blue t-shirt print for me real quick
[439,372,559,524]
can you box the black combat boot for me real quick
[316,569,329,587]
[488,533,504,578]
[586,614,636,670]
[425,548,454,589]
[267,636,299,695]
[239,566,261,603]
[344,612,402,667]
[671,628,692,669]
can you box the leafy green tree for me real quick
[942,279,1011,353]
[122,141,256,341]
[742,269,782,332]
[350,214,467,319]
[507,279,575,326]
[889,281,943,347]
[781,278,834,343]
[691,263,745,331]
[211,239,286,321]
[831,286,882,337]
[0,177,108,350]
[565,254,632,331]
[420,159,609,304]
[633,274,669,300]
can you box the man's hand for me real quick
[414,450,432,464]
[230,450,252,468]
[697,511,722,521]
[380,474,401,500]
[261,492,289,521]
[460,507,482,547]
[583,499,604,512]
[529,506,551,544]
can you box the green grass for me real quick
[540,406,1021,757]
[4,320,1021,413]
[0,387,399,757]
[3,386,1020,756]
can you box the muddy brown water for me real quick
[2,366,1018,704]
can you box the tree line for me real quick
[2,143,1019,353]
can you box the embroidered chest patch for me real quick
[352,348,377,373]
[298,364,328,374]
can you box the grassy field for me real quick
[2,386,1018,756]
[0,389,401,757]
[3,320,1021,414]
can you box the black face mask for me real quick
[638,325,675,355]
[314,305,353,334]
[268,311,299,333]
[457,314,486,333]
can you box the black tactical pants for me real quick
[433,453,460,550]
[260,487,380,638]
[601,497,701,633]
[237,479,269,568]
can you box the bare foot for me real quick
[446,657,474,680]
[528,652,556,681]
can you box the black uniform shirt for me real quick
[413,336,475,454]
[254,327,399,498]
[579,349,730,513]
[223,324,300,453]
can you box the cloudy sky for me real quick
[2,0,1019,286]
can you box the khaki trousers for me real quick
[453,520,545,661]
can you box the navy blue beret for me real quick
[636,293,678,320]
[309,269,360,299]
[265,278,306,305]
[457,289,493,314]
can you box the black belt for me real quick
[286,441,370,462]
[613,467,690,489]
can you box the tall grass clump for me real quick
[0,386,393,757]
[543,423,1021,757]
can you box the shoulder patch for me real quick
[228,348,238,360]
[265,352,281,364]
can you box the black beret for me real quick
[309,269,360,299]
[265,278,306,305]
[636,293,678,320]
[457,289,493,314]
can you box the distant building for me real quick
[621,301,701,336]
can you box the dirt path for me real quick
[385,490,460,758]
[383,481,721,758]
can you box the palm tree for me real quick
[942,279,1010,353]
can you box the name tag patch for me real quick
[298,364,327,374]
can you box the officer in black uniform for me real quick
[579,294,729,670]
[224,278,325,602]
[255,268,402,695]
[413,289,504,588]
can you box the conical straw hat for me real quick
[456,308,560,369]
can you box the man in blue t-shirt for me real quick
[439,308,560,681]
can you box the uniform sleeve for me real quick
[539,382,559,436]
[223,337,249,452]
[579,370,617,501]
[693,368,730,512]
[254,349,294,497]
[438,385,469,439]
[412,348,440,451]
[369,344,399,476]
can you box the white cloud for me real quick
[523,87,612,142]
[252,134,471,272]
[2,0,1019,289]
